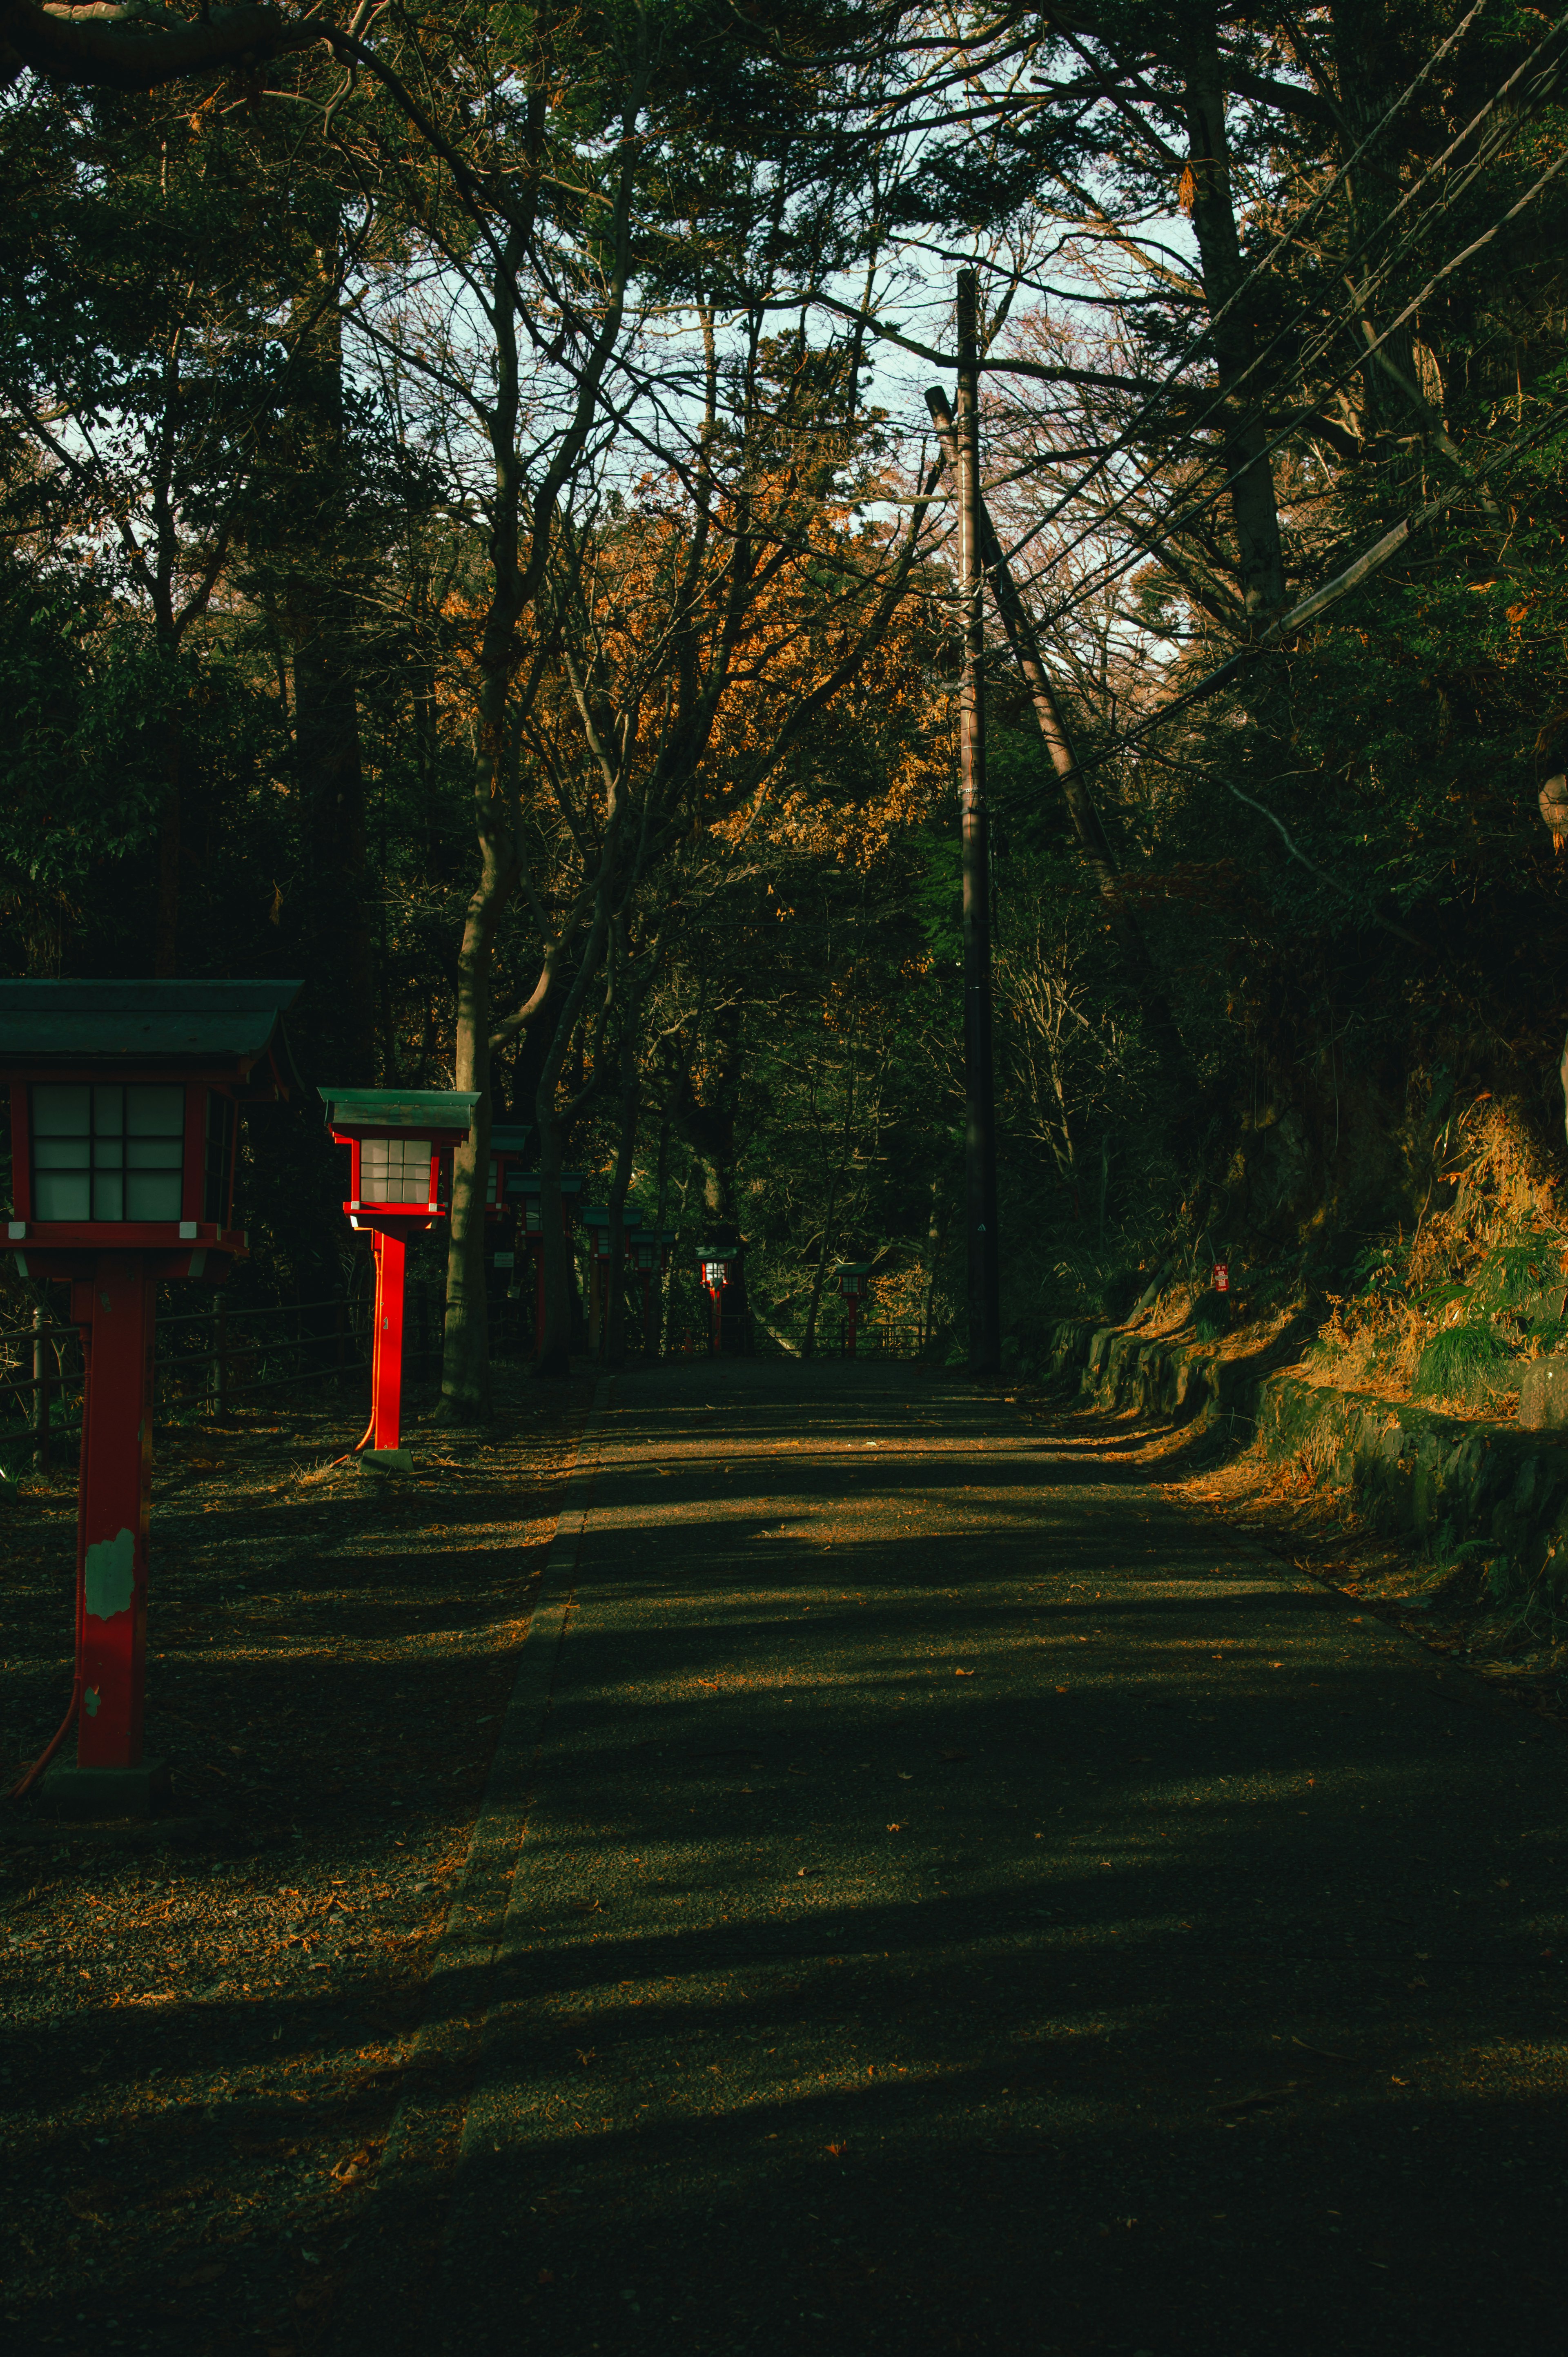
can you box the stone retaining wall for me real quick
[1044,1316,1568,1601]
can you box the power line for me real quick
[983,0,1496,530]
[1042,383,1568,792]
[991,2,1568,589]
[985,115,1568,661]
[840,3,1498,520]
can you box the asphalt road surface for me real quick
[433,1359,1568,2356]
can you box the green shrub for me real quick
[1474,1230,1560,1317]
[1412,1324,1512,1405]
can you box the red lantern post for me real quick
[697,1227,751,1354]
[0,979,301,1816]
[1210,1258,1233,1330]
[698,1247,733,1355]
[836,1262,872,1357]
[320,1089,479,1455]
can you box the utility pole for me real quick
[924,384,1192,1097]
[956,270,1001,1378]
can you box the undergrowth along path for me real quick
[385,1358,1567,2357]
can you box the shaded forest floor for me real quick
[0,1370,591,2355]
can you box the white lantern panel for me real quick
[360,1135,433,1204]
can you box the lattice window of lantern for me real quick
[359,1135,432,1204]
[33,1083,185,1223]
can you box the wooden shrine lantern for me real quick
[504,1169,584,1352]
[583,1203,645,1259]
[320,1088,478,1456]
[486,1125,532,1221]
[697,1238,746,1355]
[835,1261,873,1358]
[0,978,302,1817]
[485,1123,531,1294]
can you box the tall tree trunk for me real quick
[294,608,373,1075]
[532,930,608,1378]
[153,712,180,977]
[1182,13,1288,627]
[1330,0,1425,452]
[922,1178,943,1356]
[801,1165,841,1360]
[438,846,512,1418]
[534,1108,572,1380]
[651,1094,676,1358]
[603,1024,639,1370]
[286,232,374,1082]
[437,227,529,1418]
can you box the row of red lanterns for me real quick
[0,981,764,1818]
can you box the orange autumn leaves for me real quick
[432,470,948,871]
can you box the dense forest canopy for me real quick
[4,0,1568,1405]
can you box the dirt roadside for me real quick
[1022,1381,1568,1727]
[1,1369,592,2357]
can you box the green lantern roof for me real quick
[320,1088,479,1140]
[0,979,302,1072]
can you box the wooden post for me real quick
[369,1227,408,1449]
[74,1260,155,1773]
[924,383,1191,1093]
[33,1303,50,1474]
[956,270,1001,1378]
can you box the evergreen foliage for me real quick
[3,2,1568,1400]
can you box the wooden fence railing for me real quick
[0,1275,518,1471]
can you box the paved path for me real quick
[434,1360,1566,2355]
